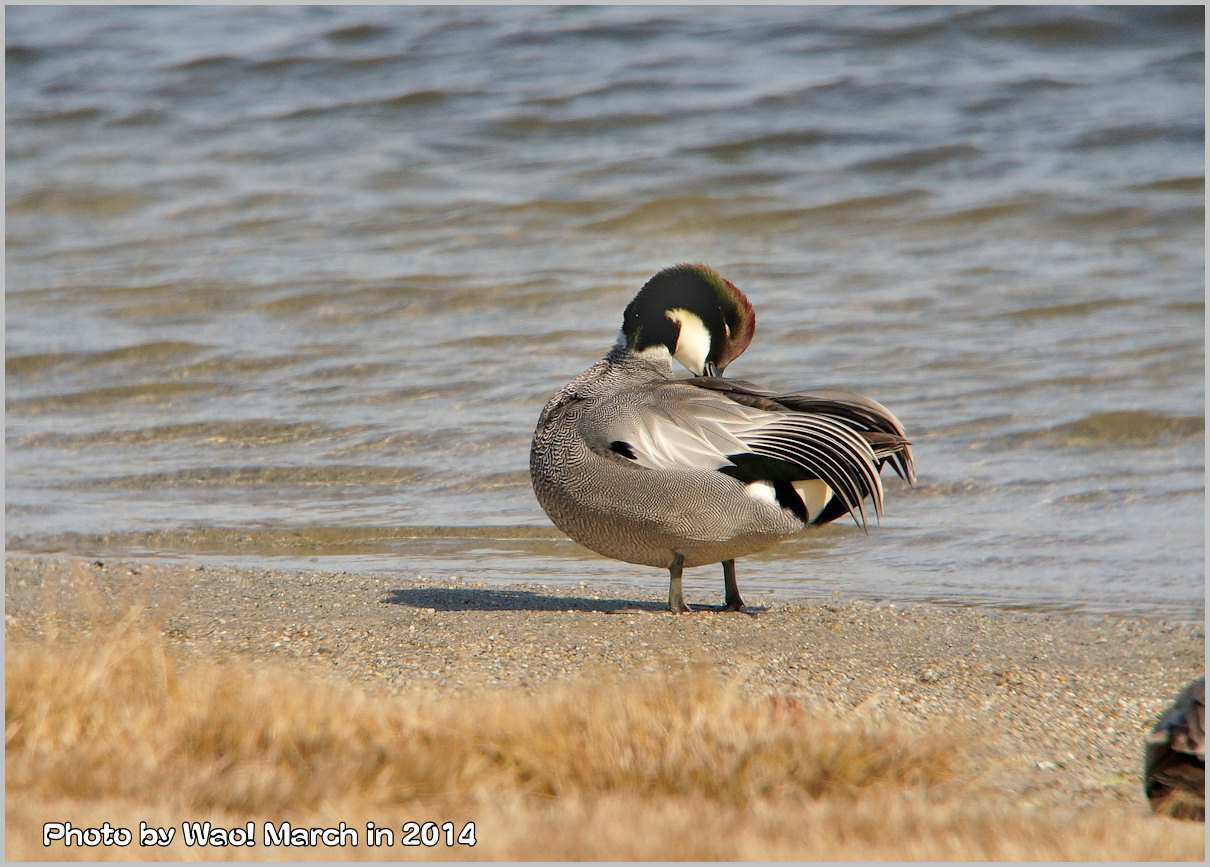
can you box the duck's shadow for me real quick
[382,586,664,613]
[381,586,768,614]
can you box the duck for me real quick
[1144,676,1205,821]
[529,263,915,613]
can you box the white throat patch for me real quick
[665,308,711,375]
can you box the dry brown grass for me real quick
[6,599,1205,861]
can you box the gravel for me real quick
[5,554,1203,812]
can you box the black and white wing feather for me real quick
[694,378,917,486]
[585,378,914,530]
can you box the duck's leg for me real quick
[721,559,744,611]
[667,553,689,614]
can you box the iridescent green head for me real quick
[621,264,756,375]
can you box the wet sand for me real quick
[5,554,1204,813]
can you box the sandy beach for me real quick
[6,555,1203,815]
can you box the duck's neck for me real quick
[606,343,675,379]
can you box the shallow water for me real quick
[5,6,1205,619]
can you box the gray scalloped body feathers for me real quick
[530,264,915,613]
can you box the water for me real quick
[5,6,1204,620]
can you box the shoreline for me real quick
[6,553,1205,816]
[7,540,1203,624]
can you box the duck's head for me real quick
[620,264,756,376]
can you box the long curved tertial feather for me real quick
[588,376,913,530]
[693,379,916,486]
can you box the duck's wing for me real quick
[584,379,904,530]
[694,377,916,486]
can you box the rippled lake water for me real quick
[5,6,1204,619]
